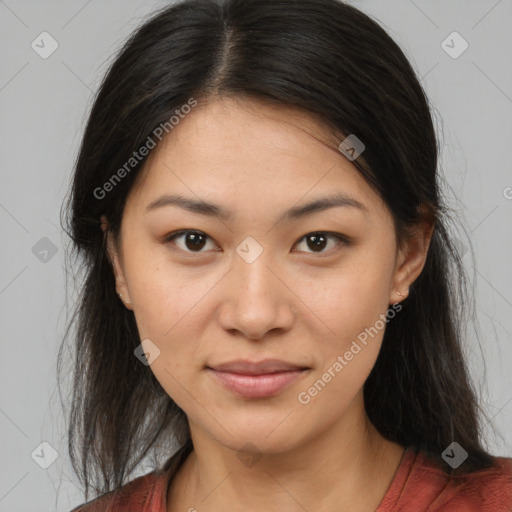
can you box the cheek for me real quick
[296,247,395,346]
[295,286,390,421]
[123,252,222,407]
[292,245,395,400]
[131,287,206,414]
[128,272,213,365]
[124,239,216,337]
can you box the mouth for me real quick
[206,359,310,399]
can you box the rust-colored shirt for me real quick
[70,447,512,511]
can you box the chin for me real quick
[212,419,307,455]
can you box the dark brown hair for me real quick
[59,0,496,502]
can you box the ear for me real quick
[100,215,133,310]
[390,216,435,305]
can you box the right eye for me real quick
[164,230,218,253]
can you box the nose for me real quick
[217,253,296,340]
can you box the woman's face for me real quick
[105,96,427,454]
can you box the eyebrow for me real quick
[145,192,368,221]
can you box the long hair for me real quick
[59,0,495,501]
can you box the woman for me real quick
[61,0,512,510]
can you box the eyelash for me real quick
[163,230,350,256]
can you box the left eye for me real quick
[294,232,348,254]
[164,230,348,254]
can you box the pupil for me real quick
[186,232,206,251]
[308,233,327,252]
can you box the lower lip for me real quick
[207,368,307,399]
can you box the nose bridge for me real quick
[241,249,272,286]
[219,238,294,338]
[233,234,275,289]
[233,239,279,304]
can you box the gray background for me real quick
[1,1,511,510]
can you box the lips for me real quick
[206,359,310,398]
[207,358,309,375]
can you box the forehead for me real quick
[125,96,389,223]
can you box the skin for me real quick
[102,96,434,512]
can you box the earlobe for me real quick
[100,215,108,234]
[100,214,133,309]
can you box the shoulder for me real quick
[410,451,512,511]
[69,470,166,512]
[380,448,512,511]
[436,455,512,511]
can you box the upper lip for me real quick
[207,359,309,375]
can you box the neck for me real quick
[167,394,405,512]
